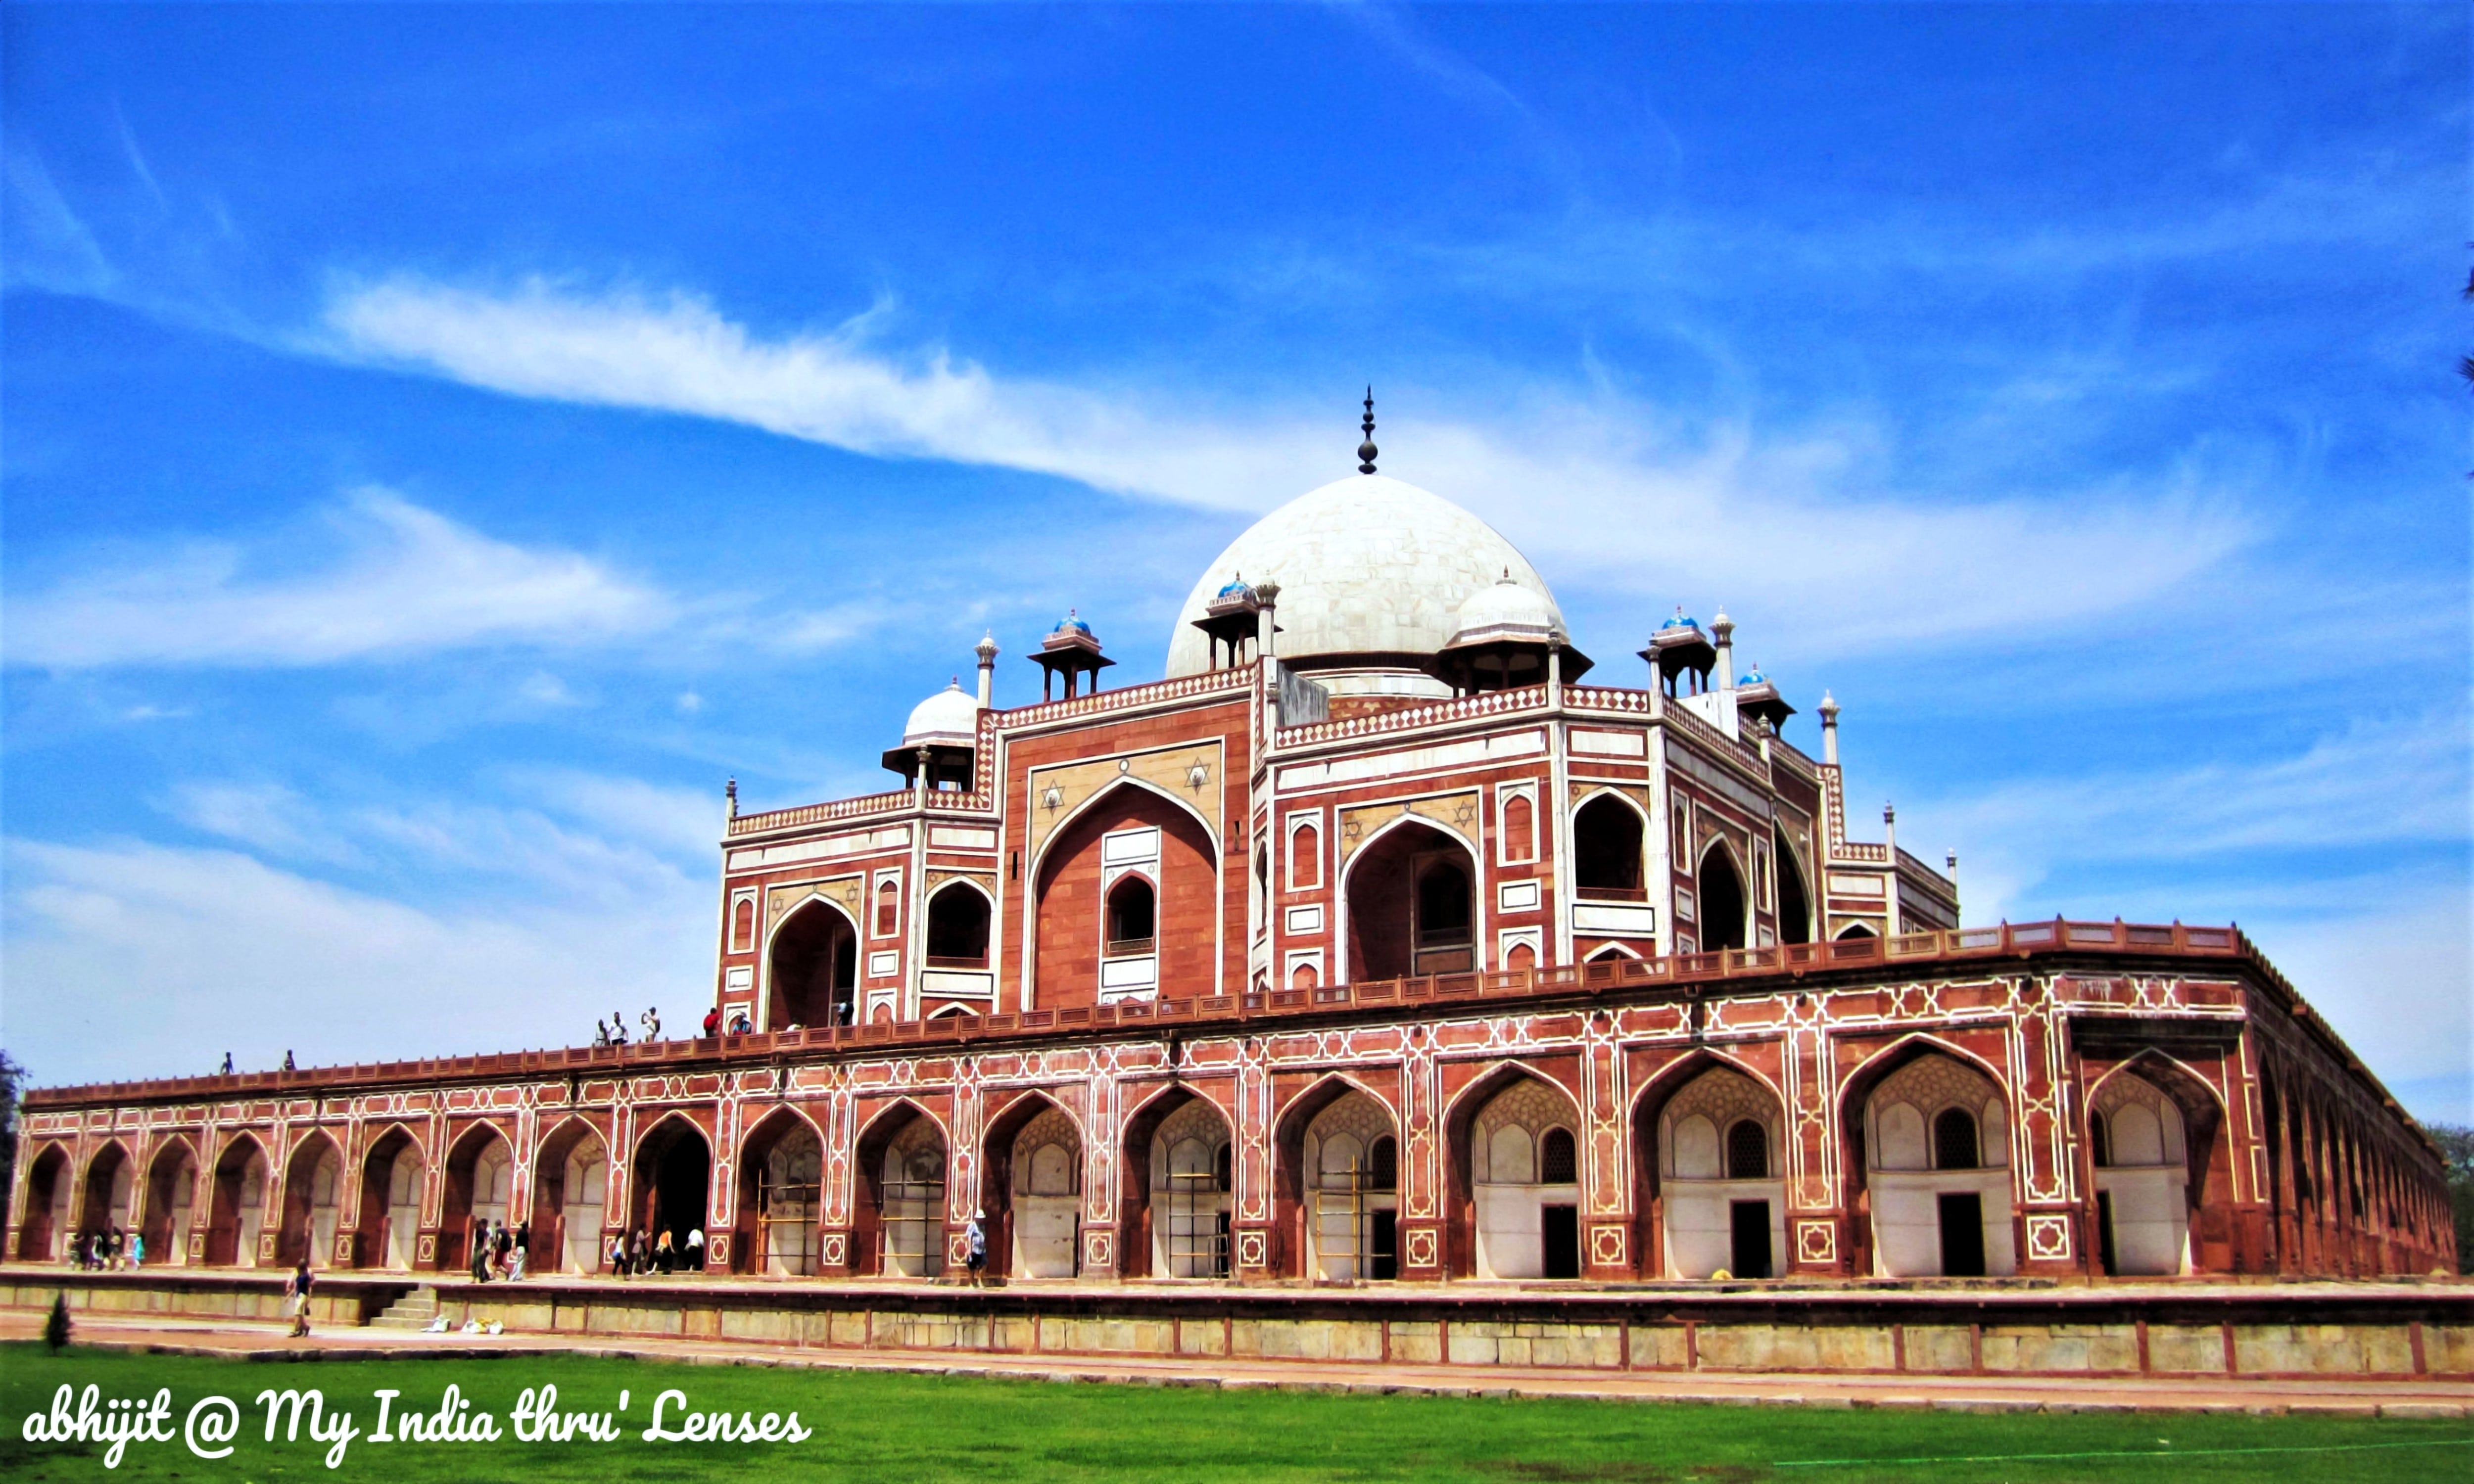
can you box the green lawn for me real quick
[1,1342,2467,1482]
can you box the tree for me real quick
[44,1292,70,1354]
[2462,257,2473,394]
[2429,1123,2474,1274]
[0,1051,23,1241]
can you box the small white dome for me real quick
[1448,574,1558,647]
[1165,474,1562,678]
[901,680,980,748]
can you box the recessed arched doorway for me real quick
[1274,1081,1400,1281]
[355,1127,423,1271]
[16,1144,70,1262]
[977,1094,1081,1280]
[1121,1087,1233,1279]
[1774,827,1813,945]
[440,1125,514,1273]
[1849,1049,2016,1277]
[277,1135,344,1269]
[1696,844,1748,952]
[854,1104,947,1279]
[1346,820,1477,980]
[736,1108,823,1276]
[143,1140,199,1267]
[204,1136,270,1267]
[769,899,857,1029]
[78,1142,135,1256]
[1645,1066,1786,1279]
[529,1120,609,1275]
[629,1117,713,1269]
[1447,1071,1584,1279]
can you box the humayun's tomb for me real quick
[9,416,2462,1384]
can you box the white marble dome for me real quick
[900,679,980,748]
[1165,474,1563,679]
[1449,573,1559,647]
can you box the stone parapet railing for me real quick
[1001,666,1254,732]
[26,918,2270,1108]
[1274,685,1550,748]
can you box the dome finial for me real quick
[1356,386,1379,474]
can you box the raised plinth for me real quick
[11,1267,2466,1383]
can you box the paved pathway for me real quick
[5,1309,2468,1418]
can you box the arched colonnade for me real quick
[12,1035,2448,1281]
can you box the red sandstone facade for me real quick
[9,471,2455,1291]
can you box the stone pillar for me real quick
[2010,989,2080,1277]
[1231,1040,1278,1280]
[1397,1034,1444,1280]
[1784,1015,1847,1277]
[1581,1013,1634,1279]
[1079,1072,1121,1280]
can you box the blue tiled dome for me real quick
[1740,664,1767,686]
[1661,607,1699,631]
[1053,612,1093,636]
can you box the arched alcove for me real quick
[1774,827,1812,945]
[628,1117,713,1268]
[769,899,857,1029]
[1346,820,1476,981]
[1573,796,1646,899]
[1696,843,1748,952]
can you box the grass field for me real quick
[2,1342,2468,1482]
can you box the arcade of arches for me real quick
[10,1033,2449,1283]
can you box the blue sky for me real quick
[4,5,2466,1119]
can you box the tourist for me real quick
[219,1052,234,1075]
[684,1226,705,1271]
[128,1230,144,1268]
[610,1013,629,1046]
[286,1259,313,1338]
[593,1019,610,1048]
[609,1232,628,1279]
[282,1049,296,1071]
[511,1221,530,1281]
[654,1229,676,1275]
[729,1011,752,1034]
[965,1209,988,1288]
[630,1226,649,1276]
[107,1226,125,1270]
[640,1007,662,1041]
[703,1006,721,1038]
[470,1222,493,1283]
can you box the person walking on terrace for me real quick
[965,1209,988,1288]
[286,1259,314,1338]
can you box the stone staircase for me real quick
[367,1286,440,1331]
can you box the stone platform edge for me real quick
[7,1269,2471,1385]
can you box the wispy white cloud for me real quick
[324,278,1329,510]
[2,143,115,295]
[15,763,731,1082]
[509,767,724,863]
[3,837,706,1083]
[1910,709,2470,912]
[5,487,674,669]
[2245,884,2472,1113]
[163,781,365,867]
[321,277,2257,654]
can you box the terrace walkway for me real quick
[5,1294,2468,1419]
